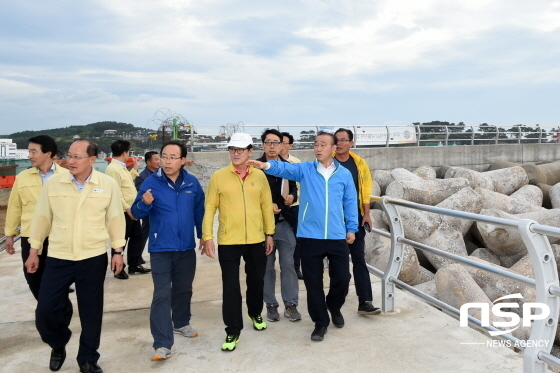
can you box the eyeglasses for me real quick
[263,141,281,147]
[66,155,90,161]
[228,148,247,154]
[337,139,351,143]
[161,156,182,161]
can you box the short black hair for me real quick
[316,131,337,145]
[144,151,158,163]
[281,132,294,144]
[160,140,187,158]
[334,128,354,142]
[73,139,98,157]
[261,129,283,143]
[28,135,58,158]
[110,140,131,157]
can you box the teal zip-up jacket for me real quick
[265,159,358,240]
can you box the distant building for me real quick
[0,139,18,159]
[103,130,118,136]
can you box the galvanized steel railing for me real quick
[369,196,560,373]
[185,124,559,151]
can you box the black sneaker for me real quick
[311,326,328,341]
[358,301,381,315]
[327,307,344,328]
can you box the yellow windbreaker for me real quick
[5,163,67,237]
[202,164,275,244]
[29,170,126,260]
[333,151,373,216]
[105,160,138,210]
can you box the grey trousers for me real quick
[264,220,299,306]
[150,250,196,350]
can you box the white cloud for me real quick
[1,0,560,132]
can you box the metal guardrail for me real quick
[369,196,560,373]
[184,124,559,151]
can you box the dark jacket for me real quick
[131,168,204,253]
[257,154,298,228]
[135,167,155,190]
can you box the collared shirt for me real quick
[71,171,93,193]
[317,160,336,179]
[38,162,56,185]
[265,159,335,179]
[114,159,127,168]
[234,166,249,181]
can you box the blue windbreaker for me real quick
[131,168,204,252]
[265,159,358,240]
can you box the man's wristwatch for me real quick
[266,234,274,238]
[114,251,124,255]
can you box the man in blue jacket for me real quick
[248,131,358,342]
[131,141,204,362]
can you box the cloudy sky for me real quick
[1,0,560,135]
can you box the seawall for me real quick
[187,143,560,188]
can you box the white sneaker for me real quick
[173,324,198,337]
[151,347,171,361]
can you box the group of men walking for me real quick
[4,128,380,372]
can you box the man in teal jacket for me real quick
[248,131,358,342]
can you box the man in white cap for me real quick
[201,133,275,352]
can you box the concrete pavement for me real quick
[0,238,524,373]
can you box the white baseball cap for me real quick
[227,132,253,148]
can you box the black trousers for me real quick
[299,237,351,328]
[290,205,301,271]
[141,215,150,252]
[20,237,49,300]
[36,253,107,366]
[111,213,144,268]
[348,225,373,304]
[218,242,267,336]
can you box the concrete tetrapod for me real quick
[484,166,529,195]
[475,208,560,267]
[474,187,544,215]
[385,171,469,205]
[445,168,495,191]
[373,169,393,195]
[435,263,503,327]
[385,187,483,270]
[550,182,560,209]
[413,165,437,180]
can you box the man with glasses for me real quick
[257,129,301,323]
[26,139,126,373]
[247,131,358,342]
[131,141,204,362]
[334,128,381,316]
[200,132,275,352]
[105,140,150,278]
[280,132,303,280]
